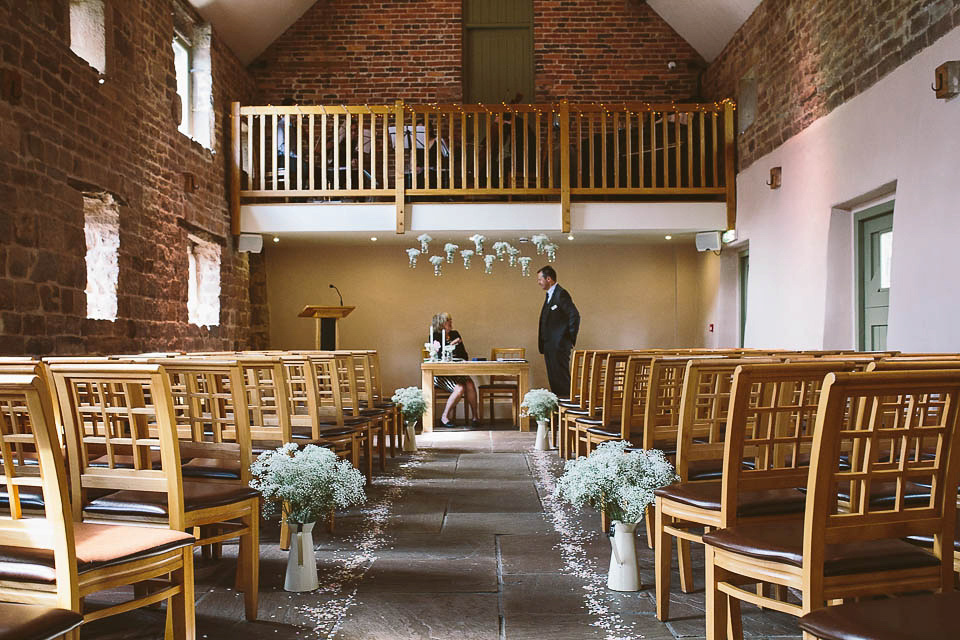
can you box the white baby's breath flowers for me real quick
[507,245,521,267]
[531,233,550,254]
[469,234,485,254]
[392,386,427,420]
[520,388,559,421]
[405,248,420,268]
[443,243,459,263]
[544,242,558,262]
[483,254,496,274]
[492,241,509,259]
[249,443,366,525]
[460,249,474,269]
[428,255,444,276]
[554,440,677,524]
[518,256,532,276]
[417,233,432,253]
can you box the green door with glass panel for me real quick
[463,0,534,104]
[857,203,894,351]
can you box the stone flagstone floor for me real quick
[85,429,801,639]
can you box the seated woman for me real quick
[431,312,480,428]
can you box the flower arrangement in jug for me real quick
[249,443,366,525]
[424,340,440,361]
[520,388,559,422]
[554,440,677,524]
[392,386,427,421]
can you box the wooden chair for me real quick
[702,369,960,640]
[0,373,196,638]
[50,362,261,621]
[352,350,400,456]
[798,591,960,640]
[560,350,610,459]
[552,349,586,447]
[0,603,82,640]
[478,347,525,425]
[570,352,632,458]
[653,360,850,622]
[331,351,385,472]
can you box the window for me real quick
[187,235,221,327]
[69,0,106,73]
[171,10,213,149]
[737,70,758,134]
[82,192,119,321]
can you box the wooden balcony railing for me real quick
[230,100,736,234]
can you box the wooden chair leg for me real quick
[168,547,195,640]
[705,546,727,640]
[678,538,694,593]
[645,505,655,549]
[280,513,291,551]
[727,595,743,640]
[241,508,260,621]
[655,501,672,621]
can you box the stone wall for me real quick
[0,0,259,355]
[251,0,704,104]
[704,0,960,170]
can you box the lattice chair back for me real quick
[642,355,730,451]
[50,363,186,528]
[235,355,293,446]
[280,354,321,435]
[718,361,858,528]
[620,354,656,442]
[309,354,349,429]
[803,370,960,588]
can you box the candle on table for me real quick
[441,330,446,350]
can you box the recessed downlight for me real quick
[664,235,673,240]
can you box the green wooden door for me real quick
[463,0,534,103]
[857,203,894,351]
[739,250,749,348]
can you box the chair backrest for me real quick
[331,352,362,417]
[235,355,293,445]
[489,348,525,384]
[50,363,188,528]
[566,350,585,402]
[718,361,858,528]
[643,355,727,450]
[673,357,781,481]
[620,354,656,441]
[308,354,351,429]
[803,370,960,583]
[280,354,322,433]
[593,352,633,426]
[0,373,78,608]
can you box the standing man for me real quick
[537,265,580,396]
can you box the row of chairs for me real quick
[552,348,960,639]
[0,348,399,640]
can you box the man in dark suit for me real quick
[537,265,581,396]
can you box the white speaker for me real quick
[695,231,721,252]
[237,233,263,253]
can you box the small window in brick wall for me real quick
[738,71,758,134]
[187,235,221,327]
[172,4,214,150]
[83,192,119,321]
[69,0,107,74]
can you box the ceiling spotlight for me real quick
[664,235,673,240]
[370,236,378,242]
[272,235,280,243]
[567,235,575,241]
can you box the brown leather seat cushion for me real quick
[654,481,806,517]
[0,603,83,640]
[84,481,259,518]
[798,591,960,640]
[905,510,960,551]
[703,520,941,576]
[181,457,241,480]
[0,522,193,584]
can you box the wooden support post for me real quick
[559,101,571,234]
[394,100,406,234]
[230,101,241,236]
[724,101,737,232]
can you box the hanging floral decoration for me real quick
[460,249,474,269]
[518,256,532,276]
[544,242,558,262]
[428,255,444,276]
[417,233,432,254]
[443,243,459,263]
[406,248,420,268]
[483,254,496,274]
[469,234,486,254]
[493,241,509,260]
[531,233,550,254]
[507,246,521,267]
[405,233,557,277]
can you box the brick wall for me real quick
[704,0,960,170]
[252,0,703,105]
[0,0,260,355]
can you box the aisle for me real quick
[86,431,800,639]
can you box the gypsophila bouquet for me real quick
[520,388,559,421]
[249,443,366,524]
[392,386,427,420]
[554,440,677,524]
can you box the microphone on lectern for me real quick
[329,284,344,306]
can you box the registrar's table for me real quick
[421,360,531,432]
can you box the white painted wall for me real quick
[723,25,960,351]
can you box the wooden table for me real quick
[421,360,531,432]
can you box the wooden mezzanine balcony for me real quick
[229,101,736,235]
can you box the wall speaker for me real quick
[237,233,263,253]
[695,231,721,252]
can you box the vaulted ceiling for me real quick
[188,0,761,66]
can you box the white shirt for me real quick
[546,283,557,303]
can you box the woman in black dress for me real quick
[431,312,480,427]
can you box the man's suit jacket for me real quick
[538,284,580,354]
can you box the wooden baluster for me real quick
[369,111,375,191]
[535,110,542,190]
[296,112,303,191]
[626,110,632,189]
[686,110,693,189]
[601,109,607,189]
[498,109,504,190]
[712,111,718,187]
[308,114,315,191]
[576,110,582,189]
[661,109,668,189]
[510,109,516,189]
[674,110,681,189]
[474,111,480,189]
[283,111,290,191]
[485,112,491,190]
[382,112,389,191]
[333,114,340,190]
[639,110,645,189]
[560,101,570,234]
[321,111,328,190]
[346,112,353,191]
[588,111,595,189]
[523,111,530,189]
[650,111,657,188]
[547,109,554,189]
[245,112,253,191]
[394,100,405,233]
[411,112,418,190]
[699,111,706,188]
[460,111,466,191]
[613,112,619,189]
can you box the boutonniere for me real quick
[551,304,558,310]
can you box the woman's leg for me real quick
[464,378,480,421]
[441,384,465,422]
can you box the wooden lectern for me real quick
[298,306,355,350]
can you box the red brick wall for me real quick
[704,0,960,170]
[252,0,704,104]
[0,0,260,355]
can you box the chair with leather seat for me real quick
[552,349,586,451]
[351,350,400,457]
[582,354,656,455]
[560,350,610,459]
[330,351,385,472]
[571,352,632,458]
[50,362,261,622]
[0,373,196,638]
[478,347,525,426]
[653,360,849,622]
[702,369,960,640]
[0,603,82,640]
[798,591,960,640]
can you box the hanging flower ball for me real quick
[544,242,558,262]
[429,255,444,276]
[469,234,485,254]
[483,254,496,274]
[531,233,549,254]
[406,248,421,268]
[518,256,532,276]
[460,249,474,269]
[443,243,459,264]
[492,241,508,260]
[507,246,521,267]
[417,233,432,254]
